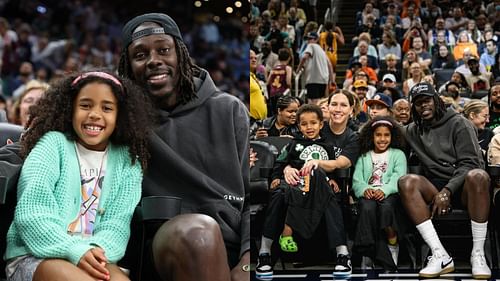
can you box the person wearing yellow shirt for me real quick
[250,50,268,121]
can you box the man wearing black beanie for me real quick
[118,13,249,281]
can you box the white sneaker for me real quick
[388,244,399,266]
[471,250,491,279]
[419,249,454,278]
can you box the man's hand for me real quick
[431,188,451,218]
[230,251,250,281]
[77,247,109,280]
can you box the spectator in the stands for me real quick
[378,30,402,62]
[278,14,296,47]
[420,0,443,25]
[466,20,483,45]
[439,71,471,96]
[378,54,403,84]
[257,41,278,78]
[488,83,500,132]
[445,6,469,35]
[348,40,379,72]
[320,21,345,81]
[402,23,427,53]
[428,17,455,53]
[367,93,393,119]
[357,2,380,31]
[480,39,497,71]
[429,30,452,56]
[409,35,432,70]
[250,49,267,123]
[353,32,379,59]
[379,2,402,28]
[353,79,370,123]
[399,82,491,279]
[252,95,300,139]
[11,79,49,127]
[455,49,488,76]
[267,48,293,113]
[393,98,411,125]
[401,4,422,31]
[463,100,493,157]
[431,45,456,71]
[465,56,492,95]
[10,62,34,98]
[382,14,404,42]
[403,62,425,96]
[454,31,479,62]
[402,49,422,80]
[265,19,289,54]
[297,31,334,105]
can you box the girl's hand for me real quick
[270,179,281,189]
[363,188,375,199]
[328,179,340,193]
[78,247,109,280]
[284,166,300,185]
[301,160,320,176]
[373,189,385,201]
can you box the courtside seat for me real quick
[250,140,279,261]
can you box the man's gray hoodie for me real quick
[143,70,250,258]
[405,108,484,194]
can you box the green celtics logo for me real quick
[299,144,329,161]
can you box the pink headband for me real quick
[371,120,393,128]
[72,71,123,91]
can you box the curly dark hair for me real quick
[358,116,406,155]
[118,35,201,106]
[21,70,154,171]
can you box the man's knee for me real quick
[398,174,420,194]
[465,169,490,189]
[153,214,223,255]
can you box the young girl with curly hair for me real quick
[5,70,153,281]
[352,116,407,271]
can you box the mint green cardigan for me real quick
[352,148,407,198]
[5,131,142,265]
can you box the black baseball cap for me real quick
[409,82,437,103]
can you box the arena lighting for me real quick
[241,16,248,23]
[226,6,233,13]
[235,1,242,7]
[213,15,220,22]
[194,1,202,7]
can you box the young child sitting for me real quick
[257,104,346,280]
[4,71,152,281]
[352,116,407,270]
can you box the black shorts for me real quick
[428,177,464,210]
[306,83,326,99]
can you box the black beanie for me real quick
[122,13,183,47]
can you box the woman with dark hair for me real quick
[431,45,456,71]
[252,95,301,139]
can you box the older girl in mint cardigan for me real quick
[5,71,152,281]
[352,116,407,271]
